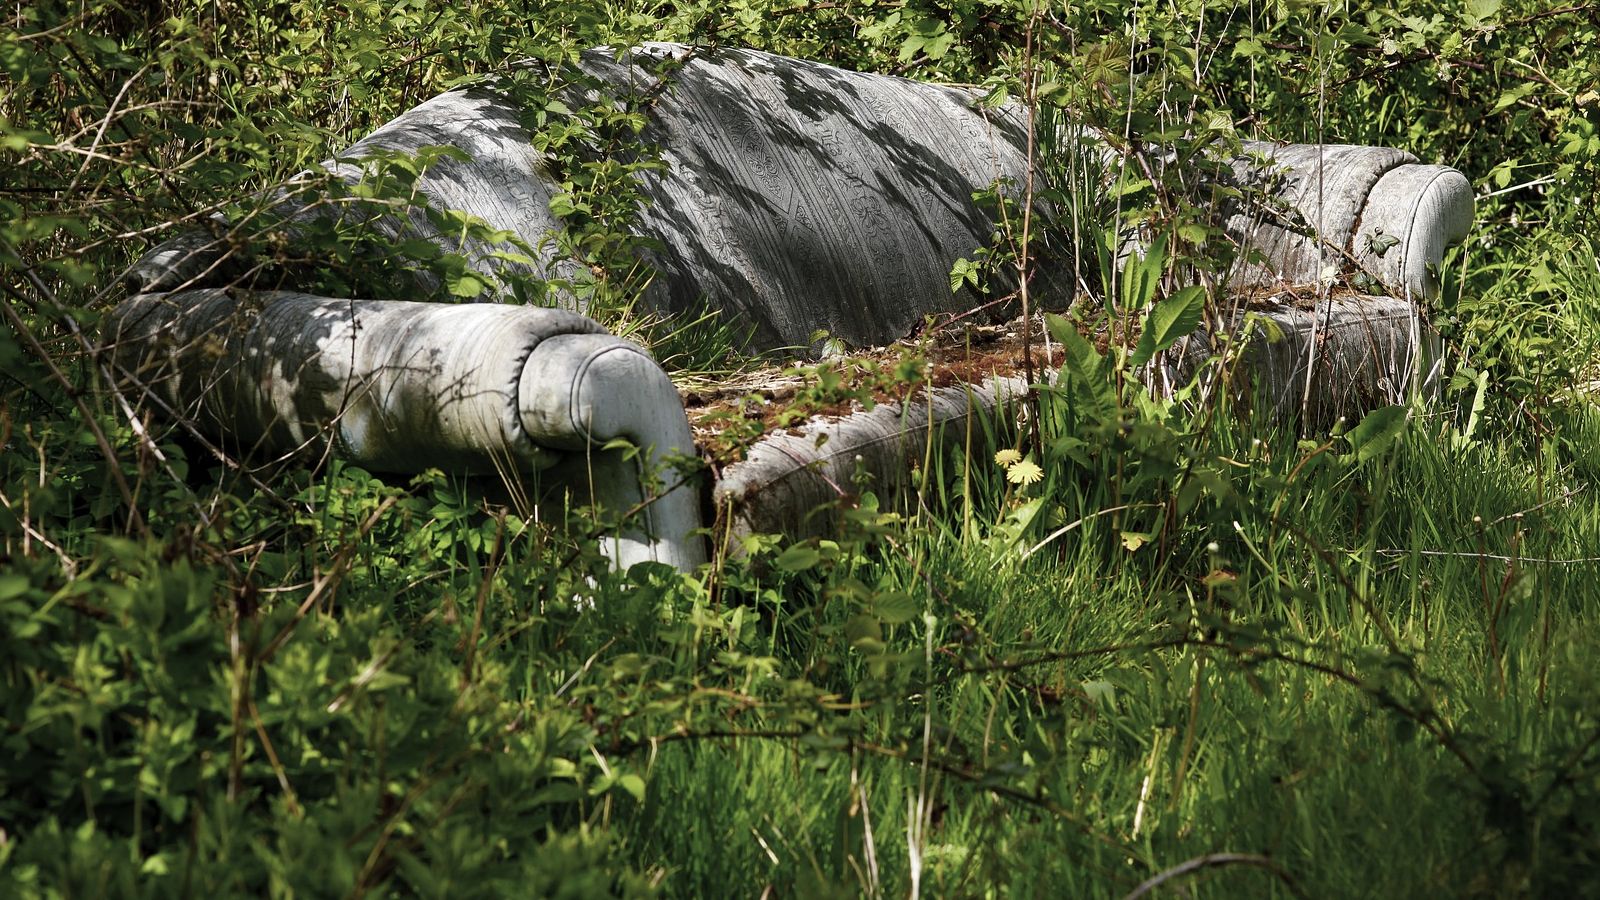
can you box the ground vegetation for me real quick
[4,1,1600,895]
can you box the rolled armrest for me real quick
[520,334,706,571]
[107,290,706,571]
[1350,163,1474,301]
[108,290,606,474]
[1228,143,1474,300]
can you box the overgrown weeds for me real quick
[7,0,1600,896]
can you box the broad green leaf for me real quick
[446,270,487,298]
[1130,286,1207,368]
[774,544,821,573]
[1493,83,1537,113]
[1044,311,1081,350]
[1334,22,1374,44]
[1465,0,1501,22]
[1047,313,1101,384]
[1243,312,1285,344]
[1120,234,1168,312]
[949,257,978,293]
[1047,313,1117,416]
[1109,177,1152,199]
[0,574,29,600]
[844,613,882,645]
[615,773,646,802]
[1343,405,1409,463]
[873,591,920,625]
[1365,231,1400,257]
[1082,680,1118,710]
[396,237,441,260]
[1177,221,1210,245]
[1463,368,1489,441]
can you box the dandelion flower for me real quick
[1005,458,1044,486]
[994,448,1022,467]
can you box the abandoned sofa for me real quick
[108,43,1475,571]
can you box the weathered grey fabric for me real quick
[519,332,706,570]
[716,294,1441,551]
[109,289,704,569]
[714,376,1028,549]
[1171,295,1441,424]
[603,43,1039,351]
[110,45,1477,570]
[1227,143,1473,300]
[130,44,1042,352]
[127,45,1472,352]
[1350,163,1474,300]
[108,290,606,473]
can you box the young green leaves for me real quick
[1130,285,1207,369]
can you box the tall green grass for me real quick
[608,390,1600,896]
[14,245,1595,896]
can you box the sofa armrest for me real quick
[519,334,707,571]
[106,290,705,571]
[1227,143,1474,301]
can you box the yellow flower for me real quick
[1005,458,1044,486]
[994,448,1022,467]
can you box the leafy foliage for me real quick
[5,0,1600,896]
